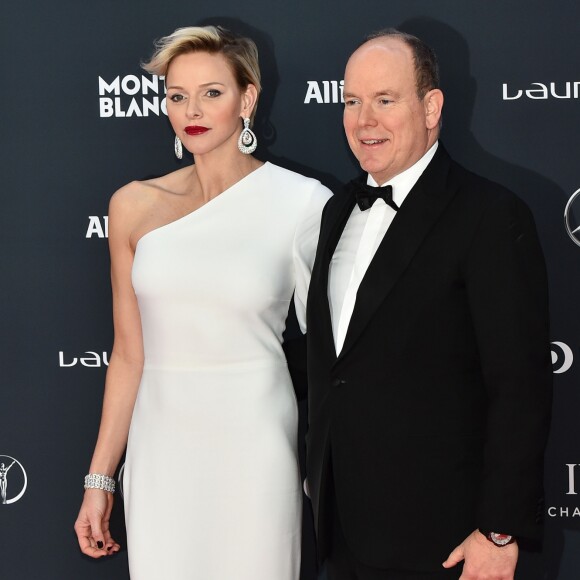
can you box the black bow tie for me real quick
[353,182,399,212]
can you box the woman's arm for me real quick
[74,184,145,558]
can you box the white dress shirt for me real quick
[328,142,439,354]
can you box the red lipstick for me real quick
[185,126,209,136]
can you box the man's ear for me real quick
[424,89,444,129]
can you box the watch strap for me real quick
[479,529,515,547]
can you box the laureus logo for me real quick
[0,455,27,505]
[564,188,580,247]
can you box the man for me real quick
[306,29,552,580]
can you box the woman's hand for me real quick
[74,488,120,557]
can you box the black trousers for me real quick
[324,468,462,580]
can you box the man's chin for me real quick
[358,158,389,178]
[364,166,390,185]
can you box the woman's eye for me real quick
[169,94,185,103]
[206,89,222,98]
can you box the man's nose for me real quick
[358,102,377,127]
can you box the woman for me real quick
[74,25,331,579]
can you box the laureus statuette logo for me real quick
[0,455,27,505]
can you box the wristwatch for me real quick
[480,529,515,547]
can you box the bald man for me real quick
[305,29,552,580]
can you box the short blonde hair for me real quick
[143,25,261,123]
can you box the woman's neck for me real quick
[191,148,262,202]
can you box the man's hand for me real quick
[442,529,518,580]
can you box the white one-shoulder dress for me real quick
[123,162,331,580]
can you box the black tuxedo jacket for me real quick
[305,145,552,571]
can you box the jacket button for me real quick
[332,378,347,387]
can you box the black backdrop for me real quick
[1,1,579,579]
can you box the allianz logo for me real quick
[304,80,344,104]
[59,351,110,367]
[502,81,580,100]
[87,216,108,239]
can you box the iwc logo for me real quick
[564,188,580,247]
[551,341,574,374]
[548,464,580,518]
[0,455,27,505]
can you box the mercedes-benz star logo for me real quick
[564,188,580,247]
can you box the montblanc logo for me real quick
[86,216,109,239]
[548,464,580,518]
[0,456,27,505]
[59,351,110,367]
[304,80,344,104]
[564,188,580,247]
[551,341,574,374]
[502,81,580,100]
[99,74,167,118]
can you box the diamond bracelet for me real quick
[84,473,116,494]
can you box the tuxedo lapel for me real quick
[309,187,357,361]
[336,146,457,364]
[320,186,358,261]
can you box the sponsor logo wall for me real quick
[2,2,580,579]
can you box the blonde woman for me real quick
[74,25,331,579]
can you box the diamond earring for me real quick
[174,135,183,159]
[237,118,257,154]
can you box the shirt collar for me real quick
[367,141,438,207]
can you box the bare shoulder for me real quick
[110,167,186,217]
[109,181,144,215]
[109,181,149,211]
[106,183,147,251]
[109,166,194,249]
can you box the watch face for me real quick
[490,532,513,546]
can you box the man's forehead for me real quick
[350,37,411,64]
[346,39,412,76]
[345,39,414,88]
